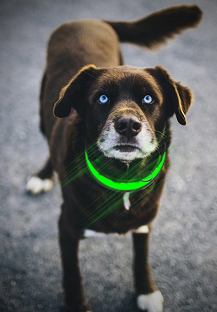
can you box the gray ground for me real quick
[0,0,217,311]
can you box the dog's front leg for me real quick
[132,231,163,312]
[59,210,90,312]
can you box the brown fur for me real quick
[31,5,202,312]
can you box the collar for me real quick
[85,147,166,192]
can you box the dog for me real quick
[26,5,202,312]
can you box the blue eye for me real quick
[98,95,109,104]
[142,95,153,104]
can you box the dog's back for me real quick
[40,20,121,141]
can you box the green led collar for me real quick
[85,150,166,192]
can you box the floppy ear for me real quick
[53,64,101,118]
[147,66,193,125]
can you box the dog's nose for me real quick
[115,117,142,138]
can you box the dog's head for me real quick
[54,64,193,163]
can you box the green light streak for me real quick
[85,194,123,228]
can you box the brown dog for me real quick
[27,5,202,312]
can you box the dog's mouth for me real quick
[114,144,140,153]
[97,122,157,162]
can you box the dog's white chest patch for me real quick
[83,225,149,238]
[123,192,131,210]
[132,225,149,234]
[83,229,107,238]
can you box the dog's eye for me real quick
[142,95,154,104]
[98,95,109,104]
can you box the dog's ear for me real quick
[53,64,100,118]
[147,66,193,125]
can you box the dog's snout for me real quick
[115,117,142,138]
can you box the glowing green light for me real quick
[85,150,166,192]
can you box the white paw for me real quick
[26,176,54,195]
[137,290,164,312]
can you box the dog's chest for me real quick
[123,192,131,210]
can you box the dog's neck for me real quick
[84,144,166,193]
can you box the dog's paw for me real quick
[137,290,164,312]
[26,176,54,195]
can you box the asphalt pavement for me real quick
[0,0,217,311]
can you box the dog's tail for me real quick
[105,5,202,50]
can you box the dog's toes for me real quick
[137,290,164,312]
[26,176,54,195]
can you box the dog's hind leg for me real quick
[26,158,54,195]
[26,70,56,195]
